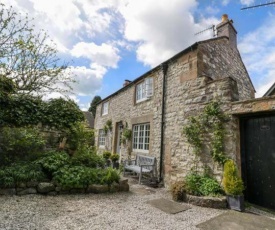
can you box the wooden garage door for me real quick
[241,115,275,210]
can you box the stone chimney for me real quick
[123,79,132,87]
[216,14,237,48]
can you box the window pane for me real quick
[132,123,150,151]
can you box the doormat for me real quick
[147,198,190,214]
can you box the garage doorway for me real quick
[241,114,275,210]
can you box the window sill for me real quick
[132,149,149,154]
[136,97,151,104]
[99,145,105,149]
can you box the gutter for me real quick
[159,62,169,182]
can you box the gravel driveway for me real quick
[0,180,225,230]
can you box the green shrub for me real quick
[185,173,202,196]
[36,151,70,178]
[185,172,223,196]
[71,147,104,168]
[199,176,223,196]
[0,162,46,187]
[0,127,45,166]
[66,122,94,151]
[171,181,186,201]
[222,160,244,195]
[103,151,111,160]
[101,167,120,186]
[110,153,119,162]
[53,166,99,189]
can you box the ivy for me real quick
[183,101,229,165]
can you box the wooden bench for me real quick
[123,154,157,184]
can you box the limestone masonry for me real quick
[95,15,275,187]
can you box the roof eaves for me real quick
[98,36,231,104]
[263,82,275,97]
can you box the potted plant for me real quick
[103,151,112,167]
[222,159,245,212]
[110,153,119,169]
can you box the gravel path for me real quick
[0,180,225,230]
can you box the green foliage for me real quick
[0,162,46,187]
[36,151,70,178]
[183,100,229,165]
[171,181,186,201]
[185,173,202,196]
[43,98,84,130]
[110,153,119,162]
[183,116,203,155]
[0,96,84,129]
[185,172,223,196]
[0,4,73,96]
[88,95,102,118]
[100,167,120,186]
[66,122,94,151]
[0,127,45,166]
[222,160,244,195]
[103,151,112,160]
[199,176,223,196]
[104,119,112,134]
[53,166,99,189]
[121,128,132,145]
[71,147,104,168]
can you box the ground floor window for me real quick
[133,123,150,152]
[98,129,106,147]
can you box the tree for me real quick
[88,95,102,118]
[0,4,74,96]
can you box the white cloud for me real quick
[222,0,230,6]
[71,42,120,68]
[69,66,104,97]
[240,0,255,6]
[239,15,275,97]
[118,0,219,67]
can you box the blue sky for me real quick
[5,0,275,110]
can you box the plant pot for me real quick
[226,195,245,212]
[112,162,119,169]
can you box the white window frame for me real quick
[98,129,106,148]
[136,77,153,103]
[102,101,109,115]
[132,123,150,153]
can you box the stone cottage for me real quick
[95,14,275,210]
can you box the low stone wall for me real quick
[185,194,227,209]
[0,178,129,196]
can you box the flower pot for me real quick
[226,195,245,212]
[112,162,119,169]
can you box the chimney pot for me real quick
[222,14,228,22]
[123,79,131,87]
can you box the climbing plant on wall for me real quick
[183,100,229,165]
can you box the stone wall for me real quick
[231,96,275,114]
[95,37,256,188]
[197,38,255,101]
[0,179,129,196]
[163,66,239,186]
[94,67,164,166]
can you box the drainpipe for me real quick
[159,62,168,183]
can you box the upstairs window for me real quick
[133,123,150,152]
[102,101,109,115]
[98,129,106,147]
[136,77,153,103]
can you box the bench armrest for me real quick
[140,164,154,167]
[124,159,136,166]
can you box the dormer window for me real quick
[136,77,153,103]
[102,101,109,115]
